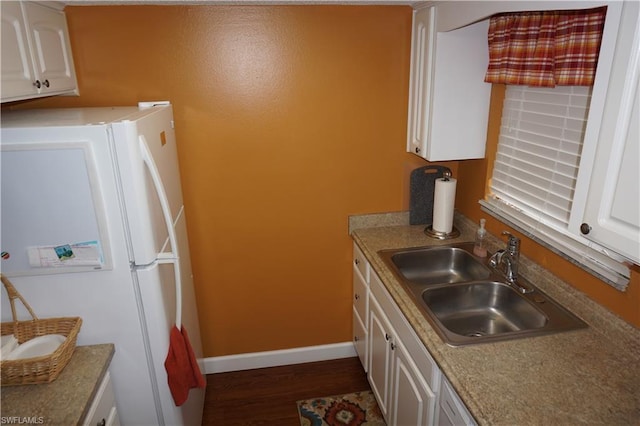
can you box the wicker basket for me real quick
[1,274,82,386]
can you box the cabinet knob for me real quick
[415,147,421,154]
[43,79,50,88]
[354,335,359,342]
[354,294,360,301]
[580,223,591,235]
[390,342,396,351]
[34,80,42,89]
[354,259,360,265]
[385,333,391,341]
[97,419,106,426]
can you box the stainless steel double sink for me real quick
[378,243,587,346]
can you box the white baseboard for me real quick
[203,341,357,374]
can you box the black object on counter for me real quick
[409,165,451,225]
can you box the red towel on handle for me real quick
[165,325,206,406]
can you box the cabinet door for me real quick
[391,338,437,426]
[407,5,491,161]
[353,267,368,370]
[368,296,393,421]
[572,1,640,264]
[428,18,490,161]
[407,6,436,157]
[0,1,37,99]
[23,2,77,94]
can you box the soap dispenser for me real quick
[473,218,487,257]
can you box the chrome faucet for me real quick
[490,231,533,293]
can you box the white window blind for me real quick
[491,85,591,229]
[483,84,630,290]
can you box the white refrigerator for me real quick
[0,103,205,426]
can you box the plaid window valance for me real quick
[484,7,607,87]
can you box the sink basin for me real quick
[421,281,547,338]
[379,243,491,287]
[377,243,588,346]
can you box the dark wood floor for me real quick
[202,357,371,425]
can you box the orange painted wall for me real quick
[456,85,640,327]
[19,5,441,357]
[17,4,635,362]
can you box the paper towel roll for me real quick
[432,178,457,233]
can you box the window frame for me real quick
[480,1,631,291]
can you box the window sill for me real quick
[480,199,630,291]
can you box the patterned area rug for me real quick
[297,390,386,426]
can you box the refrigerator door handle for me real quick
[139,135,182,329]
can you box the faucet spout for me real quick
[502,255,518,283]
[489,232,534,294]
[489,249,518,283]
[501,231,520,281]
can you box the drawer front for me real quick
[83,371,119,426]
[353,267,368,325]
[439,377,476,426]
[353,242,369,283]
[352,307,368,371]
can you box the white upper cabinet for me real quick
[1,2,34,99]
[571,1,640,264]
[407,1,613,162]
[406,7,436,160]
[406,5,491,161]
[1,1,78,102]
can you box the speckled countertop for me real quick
[351,212,640,425]
[1,344,115,425]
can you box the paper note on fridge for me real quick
[27,241,103,268]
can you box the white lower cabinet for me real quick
[83,371,120,426]
[368,272,440,426]
[352,242,474,425]
[352,243,370,372]
[358,258,475,426]
[390,322,436,426]
[368,295,394,419]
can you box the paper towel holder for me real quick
[424,170,460,239]
[424,225,460,240]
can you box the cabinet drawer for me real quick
[83,371,120,426]
[438,377,475,426]
[353,267,368,325]
[352,306,368,371]
[353,242,369,283]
